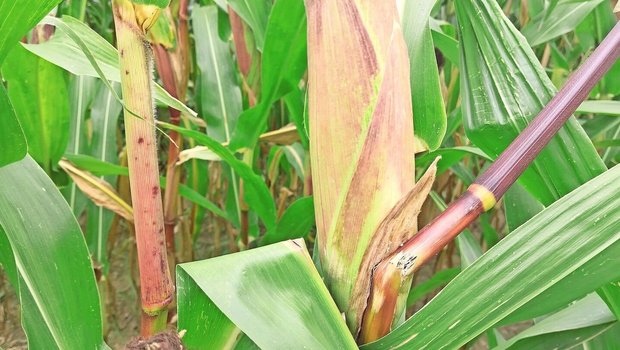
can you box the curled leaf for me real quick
[59,159,133,222]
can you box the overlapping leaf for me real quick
[402,0,447,151]
[23,16,196,118]
[457,0,606,207]
[177,240,356,349]
[229,0,307,151]
[0,156,107,349]
[522,0,604,46]
[2,45,70,173]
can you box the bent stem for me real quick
[360,21,620,343]
[112,0,174,336]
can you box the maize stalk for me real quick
[111,0,173,335]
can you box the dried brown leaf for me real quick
[59,159,134,222]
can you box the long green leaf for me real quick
[577,100,620,116]
[457,0,620,322]
[457,0,606,207]
[229,0,307,151]
[495,294,615,350]
[575,1,620,97]
[522,0,604,47]
[2,45,70,173]
[402,0,447,151]
[261,196,314,246]
[63,75,97,217]
[0,0,61,63]
[160,122,276,230]
[23,15,196,119]
[584,322,620,349]
[177,240,357,349]
[131,0,170,8]
[85,82,122,272]
[193,6,242,143]
[227,0,271,51]
[0,83,27,168]
[0,156,106,349]
[363,164,620,349]
[192,5,244,226]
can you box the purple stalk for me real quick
[361,21,620,343]
[476,22,620,198]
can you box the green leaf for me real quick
[522,0,605,47]
[192,5,244,225]
[494,294,615,350]
[402,0,447,151]
[0,0,61,64]
[457,0,606,207]
[2,45,70,172]
[281,143,305,179]
[130,0,170,8]
[23,15,196,119]
[151,123,276,230]
[0,156,106,349]
[0,225,17,288]
[362,164,620,349]
[502,324,614,350]
[430,25,459,65]
[230,0,307,151]
[457,0,620,322]
[0,83,27,168]
[283,88,309,149]
[193,6,243,143]
[406,267,461,308]
[584,323,620,348]
[63,75,97,217]
[416,146,490,175]
[227,0,271,51]
[261,196,314,246]
[577,100,620,116]
[85,82,122,272]
[177,240,357,349]
[504,183,545,231]
[575,1,620,97]
[501,239,620,325]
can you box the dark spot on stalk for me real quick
[125,70,129,75]
[120,49,124,57]
[134,156,138,161]
[138,137,144,144]
[152,186,159,196]
[160,258,167,273]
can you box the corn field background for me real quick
[1,0,620,349]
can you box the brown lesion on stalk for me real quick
[359,185,489,343]
[355,160,437,342]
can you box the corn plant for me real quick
[1,0,620,349]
